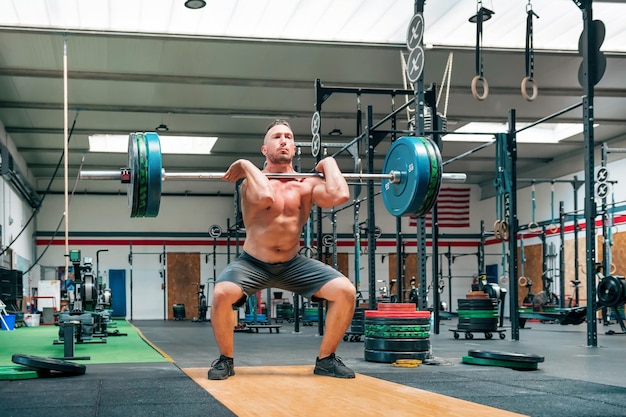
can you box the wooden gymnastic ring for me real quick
[493,220,502,240]
[521,76,538,101]
[499,221,509,241]
[518,276,531,287]
[527,222,540,233]
[471,75,489,101]
[610,263,617,274]
[499,275,509,285]
[548,224,559,233]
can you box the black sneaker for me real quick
[314,353,355,379]
[208,355,235,380]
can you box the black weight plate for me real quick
[459,317,498,325]
[461,318,499,328]
[462,355,538,370]
[458,299,498,309]
[12,354,86,376]
[364,318,430,326]
[365,337,430,352]
[457,310,499,318]
[468,349,544,363]
[457,322,498,332]
[365,348,429,363]
[458,297,497,304]
[133,132,149,218]
[597,276,626,307]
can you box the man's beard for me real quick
[266,152,292,165]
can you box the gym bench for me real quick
[245,324,281,334]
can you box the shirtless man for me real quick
[208,120,357,380]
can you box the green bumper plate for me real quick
[462,355,538,370]
[0,366,39,380]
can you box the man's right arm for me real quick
[223,159,274,207]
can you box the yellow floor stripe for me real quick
[126,321,174,363]
[182,365,527,417]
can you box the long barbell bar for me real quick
[79,169,466,184]
[81,132,465,218]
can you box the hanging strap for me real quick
[524,7,536,80]
[521,2,539,101]
[471,3,490,100]
[475,8,484,79]
[531,184,536,223]
[608,185,615,247]
[519,235,526,277]
[550,183,555,225]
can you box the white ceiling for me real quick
[2,0,626,50]
[0,0,625,203]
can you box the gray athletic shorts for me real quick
[216,251,345,307]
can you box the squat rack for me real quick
[501,0,602,345]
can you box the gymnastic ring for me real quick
[298,246,318,258]
[610,263,617,274]
[493,220,502,240]
[548,224,559,233]
[499,275,509,286]
[527,222,540,233]
[499,221,510,241]
[471,75,489,101]
[580,264,586,275]
[521,76,538,101]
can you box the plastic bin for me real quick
[173,304,186,320]
[24,313,41,327]
[1,314,16,331]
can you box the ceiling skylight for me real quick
[88,134,218,154]
[0,0,625,52]
[444,122,596,143]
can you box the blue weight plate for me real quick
[144,132,162,217]
[382,136,430,216]
[128,133,140,217]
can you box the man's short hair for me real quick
[266,119,291,132]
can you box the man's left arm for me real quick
[311,157,350,208]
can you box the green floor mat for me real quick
[0,320,170,366]
[0,366,39,380]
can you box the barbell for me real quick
[79,132,466,218]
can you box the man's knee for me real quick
[212,282,245,307]
[318,277,356,303]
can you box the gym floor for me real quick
[1,317,625,417]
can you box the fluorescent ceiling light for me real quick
[443,122,598,144]
[88,134,218,154]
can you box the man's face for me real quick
[262,124,296,164]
